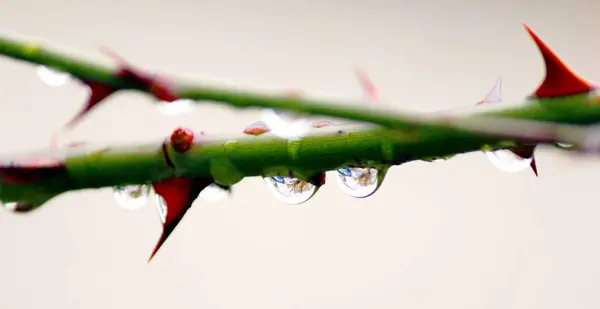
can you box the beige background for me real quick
[1,0,599,308]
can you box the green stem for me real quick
[1,33,599,131]
[1,32,600,211]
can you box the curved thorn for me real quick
[524,23,596,98]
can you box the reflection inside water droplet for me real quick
[336,167,380,198]
[484,150,532,173]
[263,175,318,205]
[157,99,194,116]
[154,194,168,224]
[36,65,70,87]
[113,184,151,210]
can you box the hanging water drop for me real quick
[484,150,532,173]
[555,142,575,150]
[263,175,318,205]
[154,194,167,224]
[113,184,151,210]
[1,201,35,213]
[199,183,231,202]
[157,99,194,116]
[36,65,70,87]
[336,167,380,198]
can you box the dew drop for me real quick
[556,142,574,149]
[154,194,167,224]
[36,65,70,87]
[1,201,35,213]
[484,150,532,173]
[157,99,194,116]
[199,183,230,202]
[113,184,151,210]
[263,175,318,205]
[336,167,380,198]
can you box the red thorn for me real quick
[354,68,380,102]
[312,120,333,128]
[149,177,212,261]
[65,81,118,130]
[170,127,195,153]
[243,127,271,136]
[529,158,539,177]
[101,47,179,102]
[476,76,502,105]
[509,145,538,177]
[524,24,596,98]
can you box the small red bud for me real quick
[170,127,195,153]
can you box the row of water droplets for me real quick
[35,65,546,210]
[36,66,381,210]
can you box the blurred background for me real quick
[1,0,599,308]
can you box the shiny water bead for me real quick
[36,65,70,87]
[113,184,151,210]
[484,150,533,173]
[199,183,231,202]
[157,99,194,116]
[336,167,380,198]
[263,175,318,205]
[1,201,35,213]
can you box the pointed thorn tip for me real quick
[525,24,595,98]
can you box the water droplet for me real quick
[263,176,318,205]
[260,109,311,140]
[157,99,194,116]
[113,184,151,210]
[199,183,231,202]
[556,142,574,149]
[1,201,35,213]
[36,65,70,87]
[154,194,167,224]
[336,167,380,198]
[484,150,532,173]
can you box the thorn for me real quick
[312,120,334,128]
[530,158,539,177]
[354,68,380,102]
[62,47,183,131]
[148,177,212,262]
[64,81,118,130]
[243,120,271,136]
[524,24,596,98]
[476,76,502,105]
[508,145,538,177]
[99,47,180,103]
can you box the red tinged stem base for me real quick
[0,159,66,184]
